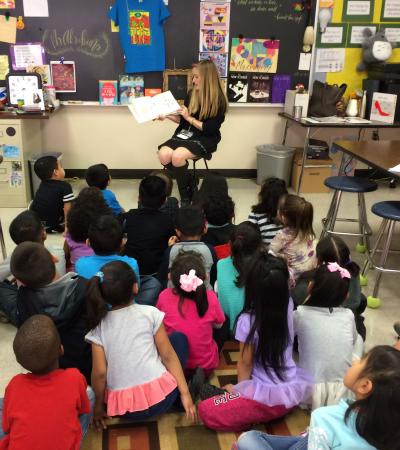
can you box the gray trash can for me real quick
[29,152,63,196]
[256,144,295,185]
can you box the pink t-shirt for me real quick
[157,288,225,370]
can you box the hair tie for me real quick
[96,271,104,282]
[179,269,203,293]
[326,262,350,279]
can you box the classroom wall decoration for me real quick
[0,0,311,103]
[229,38,280,73]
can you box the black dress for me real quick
[159,91,226,157]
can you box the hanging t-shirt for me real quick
[109,0,170,73]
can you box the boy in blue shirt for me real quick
[76,215,160,305]
[85,164,124,216]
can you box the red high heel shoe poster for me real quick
[370,92,397,124]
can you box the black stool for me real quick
[191,154,211,194]
[360,201,400,309]
[320,176,378,253]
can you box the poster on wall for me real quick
[316,24,348,47]
[381,0,400,21]
[347,24,377,47]
[50,61,76,92]
[381,25,400,48]
[342,0,374,21]
[10,42,46,70]
[199,52,228,77]
[200,29,229,53]
[200,2,230,29]
[227,72,248,103]
[0,0,15,8]
[370,93,397,124]
[229,38,280,73]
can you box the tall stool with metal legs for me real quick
[360,201,400,309]
[320,176,378,253]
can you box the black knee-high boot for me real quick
[172,163,193,206]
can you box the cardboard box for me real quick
[291,150,332,193]
[284,90,309,117]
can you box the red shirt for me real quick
[0,368,90,450]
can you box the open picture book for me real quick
[128,90,181,124]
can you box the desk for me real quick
[332,140,400,178]
[278,112,400,193]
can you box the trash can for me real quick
[29,152,63,196]
[256,144,295,185]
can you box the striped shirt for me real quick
[248,212,283,245]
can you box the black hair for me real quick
[278,194,315,241]
[34,156,58,181]
[316,236,360,277]
[13,314,61,374]
[10,242,55,288]
[203,195,235,226]
[86,261,137,329]
[88,215,123,256]
[230,221,263,287]
[85,163,110,190]
[175,206,205,238]
[139,175,167,209]
[306,264,350,308]
[252,177,288,218]
[241,252,290,381]
[345,345,400,450]
[194,172,229,206]
[170,251,208,318]
[9,210,44,244]
[67,187,112,243]
[150,170,173,197]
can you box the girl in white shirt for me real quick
[85,260,196,429]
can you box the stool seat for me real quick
[324,176,378,193]
[372,201,400,221]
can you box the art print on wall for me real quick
[200,2,230,29]
[200,29,229,53]
[199,52,228,77]
[50,61,76,92]
[229,38,280,73]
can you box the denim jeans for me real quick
[0,281,18,326]
[236,431,308,450]
[123,331,188,421]
[0,386,95,444]
[135,275,162,306]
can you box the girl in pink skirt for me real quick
[198,253,313,432]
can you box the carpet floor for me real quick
[82,342,310,450]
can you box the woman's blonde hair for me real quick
[188,59,228,120]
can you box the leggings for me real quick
[235,430,308,450]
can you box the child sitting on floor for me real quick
[124,175,175,276]
[235,345,400,450]
[85,163,124,216]
[64,187,112,271]
[217,221,263,333]
[294,263,364,410]
[198,253,313,432]
[0,315,94,450]
[85,261,196,427]
[291,235,367,340]
[157,251,225,375]
[157,206,218,290]
[30,155,74,233]
[0,210,66,281]
[149,169,179,221]
[76,215,160,306]
[248,177,287,246]
[0,242,91,382]
[269,194,317,283]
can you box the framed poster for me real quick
[381,0,400,21]
[50,61,76,93]
[9,42,45,71]
[163,69,192,106]
[342,0,374,22]
[316,24,348,48]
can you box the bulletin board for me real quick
[0,0,312,102]
[316,0,400,95]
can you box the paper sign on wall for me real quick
[23,0,49,17]
[315,48,345,72]
[349,25,376,44]
[0,55,9,80]
[370,93,397,124]
[0,15,16,44]
[383,0,400,19]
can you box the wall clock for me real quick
[6,73,42,107]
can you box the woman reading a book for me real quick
[157,60,228,205]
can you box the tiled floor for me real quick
[0,177,399,396]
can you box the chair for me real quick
[360,201,400,309]
[320,176,378,253]
[190,154,212,196]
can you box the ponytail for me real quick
[86,274,108,330]
[85,261,136,330]
[279,195,315,241]
[317,236,360,277]
[170,251,209,319]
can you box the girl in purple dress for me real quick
[198,253,313,432]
